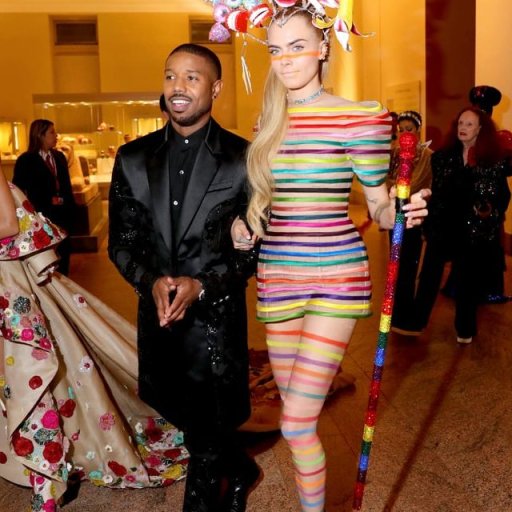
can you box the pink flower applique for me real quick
[32,348,49,361]
[73,294,88,309]
[20,316,33,328]
[43,499,57,512]
[41,410,60,430]
[21,328,34,341]
[79,356,94,373]
[99,412,116,431]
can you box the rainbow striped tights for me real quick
[267,316,356,511]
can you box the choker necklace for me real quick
[289,85,324,105]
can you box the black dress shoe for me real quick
[220,458,261,512]
[182,456,221,512]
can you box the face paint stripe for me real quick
[271,50,322,61]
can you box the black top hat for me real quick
[469,85,502,115]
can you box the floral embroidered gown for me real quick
[0,184,188,511]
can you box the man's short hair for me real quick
[169,44,222,80]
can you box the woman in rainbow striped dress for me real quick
[233,5,430,511]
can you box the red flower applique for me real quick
[33,229,52,250]
[145,426,164,443]
[108,460,128,477]
[163,448,183,459]
[0,452,7,464]
[43,441,63,464]
[29,376,43,390]
[0,296,9,310]
[59,399,76,418]
[12,433,34,457]
[1,327,13,340]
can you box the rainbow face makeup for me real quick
[270,50,322,61]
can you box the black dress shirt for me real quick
[168,122,210,232]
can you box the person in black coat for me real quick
[415,107,510,343]
[108,44,259,512]
[12,119,76,275]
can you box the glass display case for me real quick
[0,120,27,180]
[0,120,27,157]
[32,93,165,196]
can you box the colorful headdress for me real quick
[204,0,369,93]
[205,0,366,52]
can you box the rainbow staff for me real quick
[352,132,417,511]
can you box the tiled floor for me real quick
[1,204,512,512]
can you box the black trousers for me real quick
[453,241,504,338]
[183,425,251,477]
[414,239,449,329]
[181,426,253,511]
[389,227,424,329]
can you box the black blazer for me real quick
[108,119,255,432]
[12,149,75,232]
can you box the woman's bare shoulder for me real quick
[318,94,384,112]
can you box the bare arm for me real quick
[0,168,19,239]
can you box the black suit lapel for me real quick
[147,129,173,252]
[176,141,219,246]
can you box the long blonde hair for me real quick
[246,8,328,237]
[246,70,288,237]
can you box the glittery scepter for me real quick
[352,131,417,511]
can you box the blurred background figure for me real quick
[415,106,510,343]
[389,111,399,150]
[387,111,433,335]
[12,119,76,275]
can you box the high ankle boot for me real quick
[182,455,221,512]
[220,456,261,512]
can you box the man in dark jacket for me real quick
[108,44,259,512]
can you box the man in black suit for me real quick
[108,44,259,512]
[13,119,75,275]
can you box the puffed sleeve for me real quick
[345,102,391,186]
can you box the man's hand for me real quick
[152,276,176,327]
[153,276,203,327]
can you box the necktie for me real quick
[45,153,60,194]
[45,153,56,176]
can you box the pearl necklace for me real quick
[289,85,324,105]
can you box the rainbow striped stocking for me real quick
[267,317,356,511]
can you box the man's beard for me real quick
[170,104,212,127]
